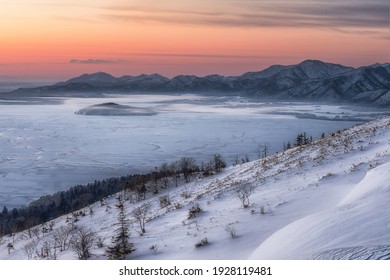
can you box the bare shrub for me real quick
[188,203,202,219]
[181,187,191,199]
[224,224,237,238]
[95,237,105,248]
[159,195,171,208]
[149,244,159,255]
[174,202,183,209]
[259,206,265,215]
[234,182,254,208]
[194,237,208,248]
[132,202,151,235]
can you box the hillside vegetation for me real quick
[1,116,390,260]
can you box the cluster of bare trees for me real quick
[17,204,139,260]
[18,223,95,260]
[154,154,226,189]
[0,153,229,259]
[1,153,227,240]
[121,155,227,207]
[1,208,100,260]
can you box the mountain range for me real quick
[5,60,390,105]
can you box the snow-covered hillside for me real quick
[1,116,390,260]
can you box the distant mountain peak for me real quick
[73,72,115,79]
[294,59,355,79]
[63,72,117,85]
[298,59,353,69]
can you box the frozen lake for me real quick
[0,94,381,208]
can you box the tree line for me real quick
[0,154,226,237]
[0,129,317,238]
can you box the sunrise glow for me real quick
[0,0,389,82]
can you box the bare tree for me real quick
[159,163,170,189]
[23,216,39,239]
[69,226,97,260]
[202,160,214,177]
[213,154,226,173]
[224,224,237,238]
[235,182,254,208]
[178,156,197,183]
[22,239,40,260]
[258,143,271,159]
[36,241,55,260]
[9,222,19,243]
[31,226,42,240]
[53,225,73,251]
[135,183,146,201]
[0,214,3,238]
[131,202,151,235]
[169,161,180,187]
[150,168,159,194]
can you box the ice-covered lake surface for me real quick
[0,94,387,208]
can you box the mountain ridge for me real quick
[3,59,390,105]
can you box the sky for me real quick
[0,0,389,82]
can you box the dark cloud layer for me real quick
[103,0,389,30]
[131,53,282,59]
[69,59,125,64]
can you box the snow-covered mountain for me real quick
[5,60,390,105]
[118,74,170,90]
[1,116,390,260]
[56,72,118,86]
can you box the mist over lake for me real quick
[0,94,384,208]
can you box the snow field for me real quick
[1,116,389,260]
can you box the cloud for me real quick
[130,53,286,60]
[257,1,389,29]
[102,0,389,31]
[69,59,128,64]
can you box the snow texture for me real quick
[1,114,390,260]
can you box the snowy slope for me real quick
[250,162,390,260]
[1,116,390,260]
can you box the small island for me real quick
[75,102,158,116]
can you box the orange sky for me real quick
[0,0,389,82]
